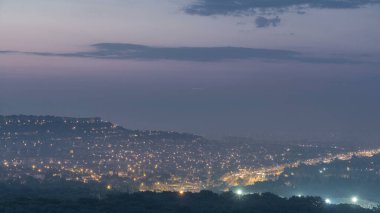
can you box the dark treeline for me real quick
[0,177,109,200]
[0,190,379,213]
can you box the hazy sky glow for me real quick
[1,0,380,141]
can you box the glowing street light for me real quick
[236,189,243,195]
[351,196,358,203]
[106,184,112,190]
[325,198,332,204]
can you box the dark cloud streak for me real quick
[65,43,300,61]
[255,16,281,28]
[185,0,380,16]
[0,51,14,54]
[1,43,374,64]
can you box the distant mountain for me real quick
[0,115,201,141]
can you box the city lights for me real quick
[1,116,380,194]
[236,189,243,195]
[106,184,112,190]
[351,196,358,203]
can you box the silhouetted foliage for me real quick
[0,190,378,213]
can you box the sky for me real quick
[1,0,380,142]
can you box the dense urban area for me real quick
[1,115,379,209]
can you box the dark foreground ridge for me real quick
[1,190,379,213]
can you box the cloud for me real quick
[21,43,373,65]
[185,0,380,16]
[27,43,300,62]
[0,51,13,54]
[255,16,281,28]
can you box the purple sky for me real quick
[1,0,380,141]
